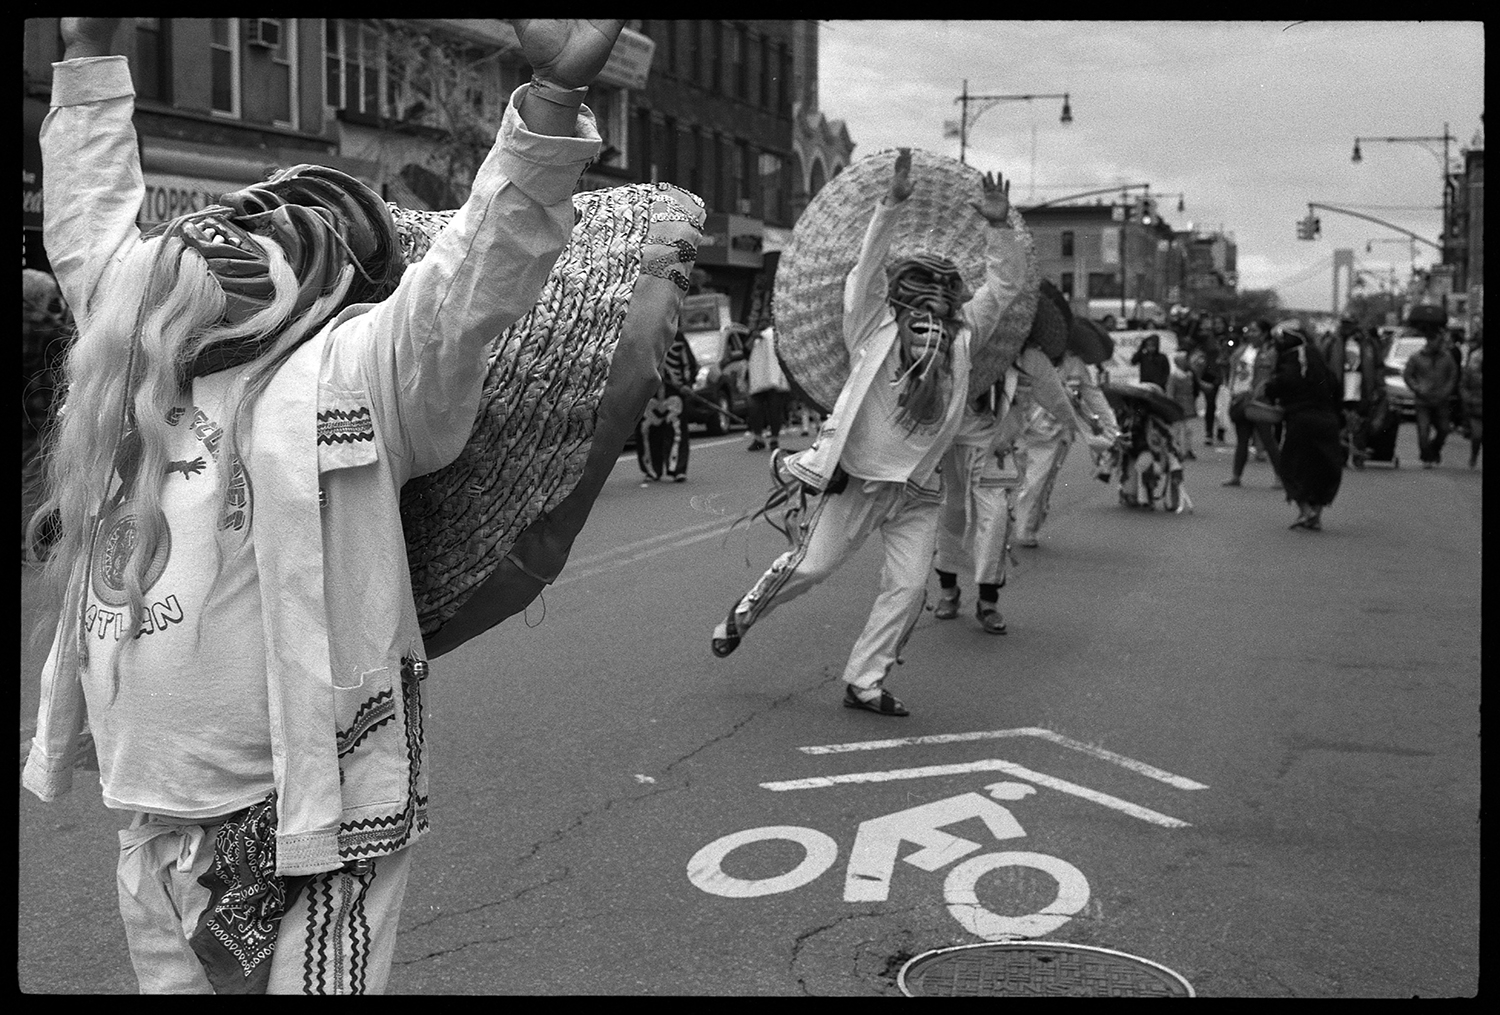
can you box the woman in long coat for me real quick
[1264,324,1346,530]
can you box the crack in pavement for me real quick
[787,905,931,996]
[401,669,840,942]
[398,864,574,935]
[393,904,633,967]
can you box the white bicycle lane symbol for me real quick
[686,728,1207,941]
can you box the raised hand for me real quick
[971,170,1012,226]
[511,20,626,90]
[60,18,122,59]
[887,148,915,205]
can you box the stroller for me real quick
[1101,382,1193,514]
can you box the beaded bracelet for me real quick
[528,76,588,109]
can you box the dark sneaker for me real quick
[747,439,767,451]
[1222,477,1241,486]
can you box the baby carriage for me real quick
[1101,382,1193,513]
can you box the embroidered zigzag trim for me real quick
[337,688,396,757]
[336,662,431,859]
[317,406,375,445]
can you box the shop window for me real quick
[777,43,791,115]
[733,140,750,214]
[265,19,299,129]
[662,115,678,184]
[210,18,240,117]
[710,22,723,95]
[1061,230,1074,258]
[134,18,170,103]
[759,151,785,226]
[633,107,652,183]
[676,124,695,193]
[691,130,705,198]
[1088,272,1121,299]
[759,36,771,109]
[326,19,383,117]
[732,25,747,101]
[687,22,701,86]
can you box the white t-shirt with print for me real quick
[840,344,953,482]
[80,370,273,820]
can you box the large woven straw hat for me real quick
[773,148,1039,410]
[395,183,705,654]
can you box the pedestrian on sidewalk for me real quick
[638,329,698,481]
[1131,332,1170,389]
[1402,304,1460,468]
[22,17,620,995]
[1223,318,1285,486]
[744,325,791,451]
[1265,322,1345,530]
[710,149,1030,718]
[1459,329,1482,468]
[1164,351,1199,462]
[1187,315,1225,446]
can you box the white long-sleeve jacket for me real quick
[786,199,1029,491]
[24,57,600,875]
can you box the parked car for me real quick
[678,293,751,434]
[1382,331,1428,419]
[1097,328,1179,387]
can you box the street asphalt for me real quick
[17,418,1481,995]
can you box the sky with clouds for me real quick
[816,20,1484,313]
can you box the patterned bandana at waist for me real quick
[187,792,313,994]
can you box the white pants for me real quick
[116,812,413,994]
[935,443,1014,587]
[732,478,940,690]
[1014,410,1073,540]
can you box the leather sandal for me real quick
[843,684,909,716]
[976,602,1007,635]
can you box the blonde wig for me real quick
[27,229,353,694]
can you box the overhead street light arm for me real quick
[1305,202,1440,252]
[953,81,1072,165]
[1019,183,1153,211]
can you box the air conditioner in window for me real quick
[246,19,282,49]
[736,198,752,215]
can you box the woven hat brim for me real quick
[773,148,1038,409]
[397,184,705,639]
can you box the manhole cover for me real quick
[898,941,1194,997]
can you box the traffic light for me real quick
[1312,216,1321,238]
[1296,216,1311,240]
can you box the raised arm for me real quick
[842,149,913,351]
[960,170,1030,344]
[330,20,623,476]
[42,19,143,333]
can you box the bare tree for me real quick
[373,21,513,208]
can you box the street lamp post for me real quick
[1351,123,1457,265]
[950,80,1072,166]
